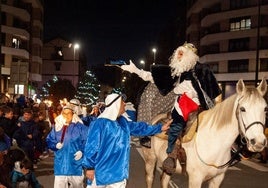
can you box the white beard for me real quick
[169,46,199,78]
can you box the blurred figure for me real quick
[69,99,84,118]
[11,158,42,188]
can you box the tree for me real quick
[40,76,76,104]
[75,70,101,106]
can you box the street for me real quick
[36,140,268,188]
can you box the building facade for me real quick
[0,0,43,98]
[41,37,80,90]
[186,0,268,98]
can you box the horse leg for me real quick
[207,173,225,188]
[160,172,171,188]
[188,174,203,188]
[142,147,157,188]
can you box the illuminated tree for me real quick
[75,70,101,106]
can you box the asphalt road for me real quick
[36,140,268,188]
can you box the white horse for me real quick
[142,78,268,188]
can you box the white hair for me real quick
[169,46,199,78]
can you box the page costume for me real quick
[82,93,164,187]
[46,113,88,187]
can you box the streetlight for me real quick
[152,48,157,65]
[73,43,80,86]
[140,60,145,69]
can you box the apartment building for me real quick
[186,0,268,98]
[41,37,81,90]
[0,0,43,97]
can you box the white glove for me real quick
[74,150,83,160]
[56,142,63,149]
[121,60,140,74]
[121,60,154,82]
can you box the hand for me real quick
[74,150,83,160]
[85,169,95,181]
[161,119,173,131]
[56,142,63,149]
[121,60,139,74]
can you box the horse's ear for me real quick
[257,77,267,96]
[236,79,246,95]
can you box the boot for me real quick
[162,141,180,175]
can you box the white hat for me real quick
[69,99,81,106]
[62,104,74,112]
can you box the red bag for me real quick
[178,93,199,121]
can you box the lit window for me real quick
[230,18,251,31]
[12,38,20,49]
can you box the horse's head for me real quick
[236,78,268,152]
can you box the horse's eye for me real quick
[240,107,246,112]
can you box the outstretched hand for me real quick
[121,60,139,73]
[161,119,173,131]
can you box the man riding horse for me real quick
[121,42,221,174]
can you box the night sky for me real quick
[44,0,184,66]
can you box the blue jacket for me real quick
[11,170,41,188]
[82,116,162,186]
[46,122,88,175]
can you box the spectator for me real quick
[11,158,42,188]
[46,104,88,187]
[0,127,11,155]
[82,93,172,188]
[81,104,101,126]
[13,108,40,168]
[0,106,18,142]
[36,112,51,159]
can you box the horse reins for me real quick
[194,96,265,169]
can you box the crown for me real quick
[183,42,197,54]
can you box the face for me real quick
[21,167,30,175]
[23,112,33,122]
[177,49,183,59]
[93,107,99,115]
[5,111,14,119]
[118,99,126,117]
[62,109,73,124]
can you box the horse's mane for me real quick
[202,94,237,129]
[203,87,264,129]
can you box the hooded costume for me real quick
[82,93,164,187]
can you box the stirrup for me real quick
[140,137,151,148]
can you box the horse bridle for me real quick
[236,96,266,142]
[194,96,266,169]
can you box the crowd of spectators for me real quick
[0,92,109,188]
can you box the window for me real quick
[228,60,248,72]
[12,38,21,49]
[229,38,249,51]
[230,0,250,9]
[260,58,268,71]
[54,62,62,71]
[230,17,251,31]
[209,63,219,73]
